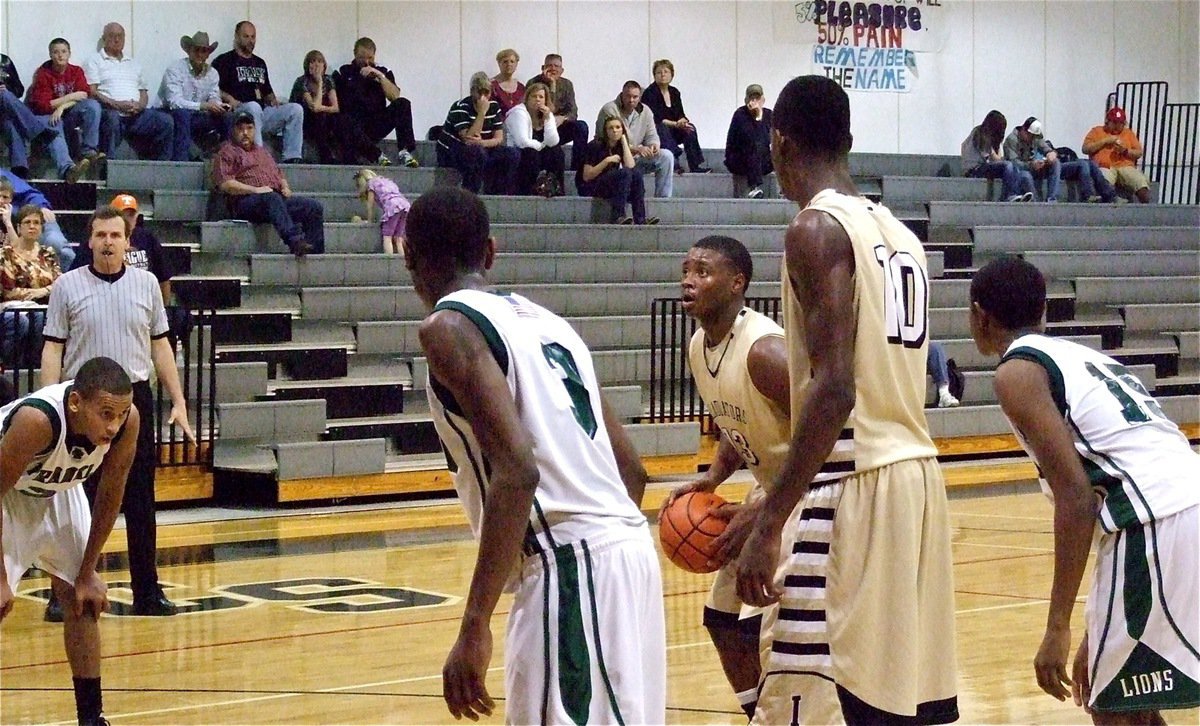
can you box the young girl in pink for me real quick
[354,169,411,255]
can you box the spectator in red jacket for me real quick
[27,38,105,170]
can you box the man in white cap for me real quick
[1005,116,1115,203]
[159,31,232,161]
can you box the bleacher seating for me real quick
[9,140,1195,504]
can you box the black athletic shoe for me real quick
[44,594,63,623]
[132,592,178,617]
[80,714,110,726]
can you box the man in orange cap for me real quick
[1082,106,1151,203]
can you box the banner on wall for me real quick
[773,0,947,93]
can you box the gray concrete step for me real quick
[1023,251,1200,278]
[1120,303,1200,333]
[929,202,1200,228]
[1075,276,1200,305]
[971,226,1198,261]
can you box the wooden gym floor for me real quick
[2,475,1198,725]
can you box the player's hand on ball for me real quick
[660,479,714,518]
[710,501,756,566]
[443,623,495,721]
[1034,625,1072,701]
[72,571,109,619]
[734,518,784,607]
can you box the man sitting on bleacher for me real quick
[213,110,324,257]
[1003,117,1116,203]
[1083,106,1151,203]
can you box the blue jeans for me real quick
[168,108,232,161]
[926,340,949,386]
[1022,159,1063,201]
[100,107,174,160]
[40,219,73,270]
[1061,159,1117,202]
[441,143,520,195]
[967,160,1034,200]
[1,89,73,175]
[230,192,324,253]
[37,98,102,156]
[658,123,706,171]
[238,102,303,160]
[578,167,648,223]
[634,148,675,198]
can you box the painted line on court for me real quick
[43,640,719,724]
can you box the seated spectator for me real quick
[290,50,355,164]
[213,111,325,256]
[2,52,88,182]
[1083,106,1151,203]
[84,23,174,161]
[725,84,773,199]
[1005,117,1115,203]
[0,204,61,368]
[596,81,673,198]
[527,54,588,170]
[0,171,73,268]
[211,21,303,163]
[332,37,419,167]
[927,340,959,408]
[961,109,1034,202]
[160,32,233,162]
[577,116,657,225]
[643,59,710,175]
[26,39,106,174]
[491,49,525,117]
[504,82,565,196]
[436,72,519,195]
[71,193,190,351]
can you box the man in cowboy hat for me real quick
[158,31,232,161]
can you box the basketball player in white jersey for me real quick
[404,187,666,724]
[665,234,841,723]
[734,75,959,724]
[969,256,1199,723]
[0,356,138,726]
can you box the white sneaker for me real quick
[746,187,764,199]
[397,150,419,168]
[1005,194,1024,202]
[376,153,393,167]
[937,390,960,408]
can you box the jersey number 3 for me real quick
[542,342,597,437]
[874,246,928,348]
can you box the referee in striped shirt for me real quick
[41,206,194,617]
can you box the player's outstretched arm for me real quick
[736,210,856,608]
[602,395,648,507]
[994,359,1094,702]
[0,406,54,621]
[74,404,139,619]
[420,309,539,721]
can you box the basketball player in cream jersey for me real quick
[734,75,959,724]
[970,256,1198,723]
[666,234,842,723]
[1,356,137,726]
[405,187,666,724]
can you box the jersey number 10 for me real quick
[874,245,928,348]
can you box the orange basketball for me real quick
[658,491,729,573]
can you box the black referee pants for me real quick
[85,380,161,601]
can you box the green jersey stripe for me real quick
[582,540,625,725]
[553,542,592,724]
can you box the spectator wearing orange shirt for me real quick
[1082,106,1150,203]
